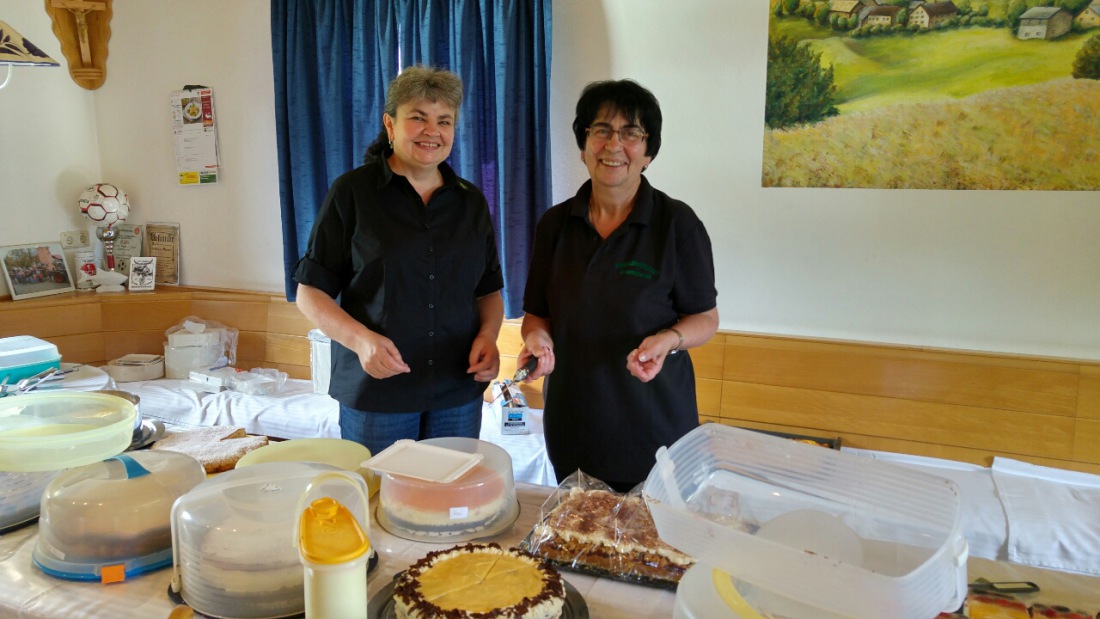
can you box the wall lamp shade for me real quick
[0,20,60,90]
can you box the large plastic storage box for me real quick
[0,335,61,384]
[643,423,968,619]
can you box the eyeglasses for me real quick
[586,124,647,144]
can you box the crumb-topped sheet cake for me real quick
[520,471,694,587]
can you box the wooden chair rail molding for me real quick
[4,288,1099,475]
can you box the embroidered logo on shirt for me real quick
[616,260,659,280]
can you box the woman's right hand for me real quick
[519,332,555,381]
[354,331,411,379]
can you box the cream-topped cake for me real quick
[394,543,565,619]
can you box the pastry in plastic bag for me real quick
[520,470,693,587]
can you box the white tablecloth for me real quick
[0,483,676,619]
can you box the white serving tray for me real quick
[362,439,483,483]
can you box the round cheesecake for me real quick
[381,463,509,536]
[394,543,566,619]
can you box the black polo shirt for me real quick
[293,158,503,412]
[524,177,718,484]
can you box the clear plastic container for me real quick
[643,424,968,619]
[372,437,518,542]
[0,392,138,472]
[0,335,61,384]
[33,451,205,582]
[170,461,357,619]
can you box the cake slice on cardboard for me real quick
[152,426,268,473]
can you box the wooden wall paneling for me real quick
[724,335,1078,416]
[233,331,266,367]
[720,382,1076,459]
[0,300,102,339]
[1079,366,1100,421]
[722,418,1012,468]
[696,377,722,417]
[100,298,192,333]
[498,321,525,354]
[689,338,724,380]
[1073,419,1100,464]
[263,332,310,368]
[190,298,270,333]
[51,333,106,365]
[267,300,315,337]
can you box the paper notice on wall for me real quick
[146,222,181,285]
[171,87,220,185]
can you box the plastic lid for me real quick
[363,439,483,483]
[0,335,57,358]
[299,497,370,564]
[236,438,378,496]
[0,392,137,472]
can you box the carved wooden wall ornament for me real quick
[44,0,112,90]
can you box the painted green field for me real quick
[761,78,1100,190]
[771,19,1091,112]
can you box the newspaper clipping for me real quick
[145,222,180,285]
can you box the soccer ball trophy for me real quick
[77,183,130,293]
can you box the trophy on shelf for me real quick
[77,183,130,293]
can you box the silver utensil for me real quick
[8,368,59,396]
[494,356,538,402]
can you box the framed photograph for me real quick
[128,256,157,292]
[1,242,76,301]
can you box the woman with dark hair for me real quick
[294,65,504,456]
[519,79,719,492]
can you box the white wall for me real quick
[2,0,1099,361]
[0,3,100,271]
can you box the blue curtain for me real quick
[271,0,552,318]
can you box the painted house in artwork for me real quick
[1018,6,1073,40]
[909,1,958,28]
[1075,2,1100,29]
[830,0,865,21]
[863,5,904,27]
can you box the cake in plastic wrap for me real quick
[521,470,693,587]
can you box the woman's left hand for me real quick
[626,332,677,383]
[467,335,501,382]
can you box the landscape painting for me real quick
[762,0,1100,189]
